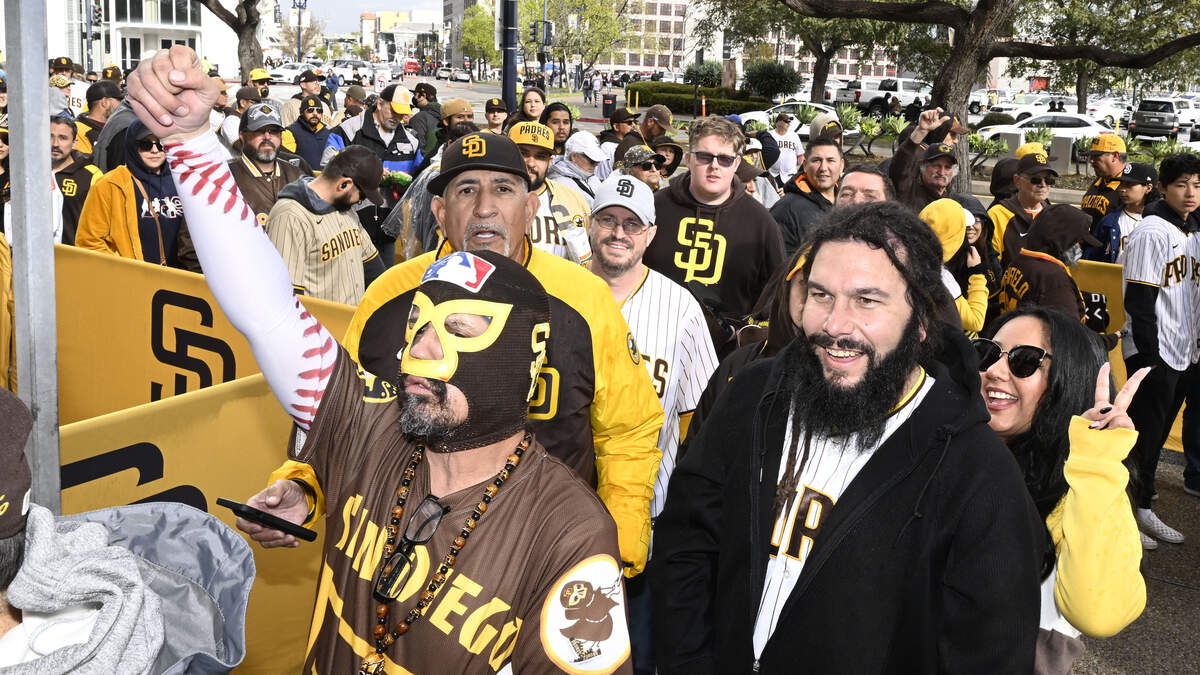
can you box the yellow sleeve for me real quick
[281,129,297,153]
[988,204,1009,259]
[588,288,664,578]
[267,459,327,523]
[1046,416,1146,637]
[954,273,988,334]
[74,132,93,155]
[74,178,118,255]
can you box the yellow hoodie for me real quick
[918,199,988,334]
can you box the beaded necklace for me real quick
[359,432,532,674]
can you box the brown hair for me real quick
[687,116,745,155]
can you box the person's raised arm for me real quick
[126,45,336,432]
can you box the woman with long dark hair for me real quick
[975,306,1148,672]
[502,87,546,131]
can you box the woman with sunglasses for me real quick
[77,120,191,268]
[975,307,1149,670]
[988,152,1057,267]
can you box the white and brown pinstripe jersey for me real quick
[265,195,379,306]
[619,267,719,517]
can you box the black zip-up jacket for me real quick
[650,324,1042,674]
[769,172,834,255]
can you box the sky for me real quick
[314,0,443,33]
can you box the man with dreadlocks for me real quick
[649,201,1044,672]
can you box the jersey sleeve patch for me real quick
[540,554,630,674]
[356,366,398,402]
[626,333,641,365]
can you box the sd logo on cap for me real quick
[428,133,532,196]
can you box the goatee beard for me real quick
[397,379,456,447]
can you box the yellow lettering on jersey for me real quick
[61,178,78,197]
[430,574,483,635]
[673,217,726,284]
[460,597,512,653]
[351,521,387,578]
[335,494,364,550]
[528,366,560,420]
[321,227,364,262]
[998,266,1029,312]
[488,618,522,671]
[1081,194,1112,212]
[770,485,835,562]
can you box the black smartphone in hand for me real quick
[217,497,318,542]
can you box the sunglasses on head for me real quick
[694,151,738,168]
[136,139,164,152]
[1027,175,1056,186]
[971,338,1051,378]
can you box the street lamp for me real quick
[292,0,308,63]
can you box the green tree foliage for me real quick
[685,61,723,88]
[518,0,628,70]
[461,4,499,73]
[275,18,325,61]
[743,61,806,101]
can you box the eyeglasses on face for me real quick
[638,161,663,171]
[302,106,322,113]
[136,139,164,152]
[372,495,449,602]
[1027,176,1056,186]
[971,338,1052,378]
[593,213,651,235]
[693,151,738,168]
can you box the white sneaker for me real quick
[1141,531,1158,550]
[1137,509,1185,544]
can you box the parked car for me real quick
[1128,98,1200,140]
[739,102,861,145]
[1086,97,1133,129]
[968,88,1017,114]
[836,78,931,118]
[329,59,373,84]
[986,94,1074,121]
[268,62,318,84]
[976,113,1117,159]
[436,67,453,80]
[450,69,471,83]
[780,80,845,104]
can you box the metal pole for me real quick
[5,0,61,513]
[84,0,93,73]
[502,0,517,111]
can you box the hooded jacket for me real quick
[2,502,254,673]
[769,172,834,255]
[921,198,989,334]
[988,194,1052,267]
[75,122,192,268]
[282,118,331,170]
[73,115,104,155]
[92,100,137,171]
[646,171,783,315]
[321,104,423,177]
[408,100,442,156]
[649,325,1043,674]
[547,154,600,202]
[0,232,12,391]
[53,150,103,245]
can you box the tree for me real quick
[275,18,326,62]
[695,0,902,103]
[197,0,263,82]
[461,4,499,79]
[518,0,630,74]
[777,0,1200,191]
[743,61,805,101]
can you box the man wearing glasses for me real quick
[228,103,306,226]
[596,108,640,180]
[643,116,785,357]
[614,145,665,191]
[587,175,718,675]
[988,151,1058,266]
[124,48,632,672]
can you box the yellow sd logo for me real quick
[462,135,487,158]
[674,217,727,284]
[61,178,78,197]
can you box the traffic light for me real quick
[530,22,538,42]
[92,2,103,24]
[542,21,554,45]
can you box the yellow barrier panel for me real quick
[1073,260,1184,452]
[60,373,322,674]
[55,245,354,424]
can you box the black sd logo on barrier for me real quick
[150,289,236,401]
[61,442,208,511]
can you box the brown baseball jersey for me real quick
[265,190,379,305]
[228,154,306,228]
[292,348,632,674]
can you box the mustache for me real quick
[600,234,632,248]
[404,375,448,403]
[808,332,874,356]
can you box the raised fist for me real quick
[126,44,219,143]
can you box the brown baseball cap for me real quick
[485,97,506,113]
[50,56,73,71]
[611,108,640,125]
[344,85,368,102]
[299,94,323,110]
[1017,150,1058,177]
[644,104,673,129]
[441,98,473,120]
[328,145,385,205]
[0,389,33,538]
[235,85,262,103]
[429,133,531,196]
[102,65,123,82]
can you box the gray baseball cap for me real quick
[240,102,284,132]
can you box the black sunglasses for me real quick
[1027,176,1056,186]
[972,338,1052,378]
[638,161,663,171]
[135,139,164,152]
[372,495,449,602]
[302,106,321,113]
[693,151,739,168]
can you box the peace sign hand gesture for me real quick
[1082,362,1151,431]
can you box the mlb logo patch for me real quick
[421,251,496,293]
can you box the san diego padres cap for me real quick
[592,173,656,226]
[485,97,506,113]
[240,103,283,132]
[428,133,531,196]
[50,56,73,71]
[248,68,271,82]
[0,388,33,538]
[508,121,554,151]
[1090,134,1126,154]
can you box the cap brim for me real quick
[361,185,385,206]
[429,164,531,197]
[581,148,608,162]
[590,198,654,227]
[389,101,413,115]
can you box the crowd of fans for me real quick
[0,48,1196,673]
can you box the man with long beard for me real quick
[229,103,306,226]
[650,201,1044,672]
[264,145,385,305]
[122,46,631,672]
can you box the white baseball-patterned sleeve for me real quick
[675,297,719,439]
[165,131,336,430]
